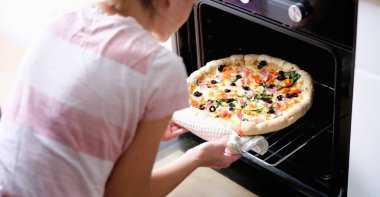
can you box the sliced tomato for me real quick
[270,68,279,77]
[290,88,302,94]
[284,78,293,87]
[191,99,199,108]
[281,87,290,94]
[218,109,229,118]
[267,77,274,84]
[255,77,264,85]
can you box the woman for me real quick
[0,0,241,196]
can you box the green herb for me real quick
[216,100,223,108]
[196,80,200,86]
[260,91,273,100]
[253,94,260,102]
[262,82,270,88]
[241,101,248,109]
[251,108,264,113]
[287,71,300,82]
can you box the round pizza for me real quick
[187,54,314,136]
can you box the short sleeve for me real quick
[142,47,189,121]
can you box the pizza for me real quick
[187,54,313,136]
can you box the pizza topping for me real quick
[276,95,284,101]
[243,86,250,91]
[276,70,286,81]
[218,65,226,72]
[285,93,298,99]
[287,71,301,82]
[262,98,273,104]
[218,109,229,118]
[189,56,309,125]
[258,60,267,69]
[267,106,275,114]
[209,106,216,112]
[194,91,202,97]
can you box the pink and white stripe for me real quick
[0,3,189,197]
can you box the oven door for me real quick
[173,0,355,196]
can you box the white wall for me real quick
[348,0,380,196]
[0,0,90,46]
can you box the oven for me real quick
[172,0,357,196]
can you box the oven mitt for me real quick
[172,108,268,155]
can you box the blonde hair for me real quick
[105,0,155,13]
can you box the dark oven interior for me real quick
[174,0,357,196]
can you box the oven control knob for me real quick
[240,0,251,3]
[288,1,312,23]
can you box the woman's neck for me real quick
[95,1,155,32]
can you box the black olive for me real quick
[229,103,235,107]
[236,74,242,79]
[218,65,226,72]
[211,80,217,84]
[268,84,275,89]
[258,60,267,69]
[267,108,275,114]
[229,107,235,111]
[277,95,284,101]
[225,89,231,93]
[199,105,205,110]
[285,93,293,98]
[262,98,273,104]
[193,91,202,97]
[279,71,285,76]
[225,99,234,103]
[242,118,249,121]
[209,106,216,112]
[292,93,299,97]
[243,86,250,91]
[230,82,236,86]
[276,75,285,81]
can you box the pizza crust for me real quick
[187,54,314,136]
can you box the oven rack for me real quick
[243,121,333,167]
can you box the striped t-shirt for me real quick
[0,4,188,197]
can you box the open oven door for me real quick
[172,0,356,196]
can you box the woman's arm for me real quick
[104,116,171,197]
[104,117,240,197]
[149,135,240,197]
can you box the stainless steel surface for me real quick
[288,1,312,23]
[288,4,304,22]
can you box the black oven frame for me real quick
[173,0,357,196]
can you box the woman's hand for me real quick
[185,135,241,169]
[162,120,188,141]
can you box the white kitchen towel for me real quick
[172,108,268,155]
